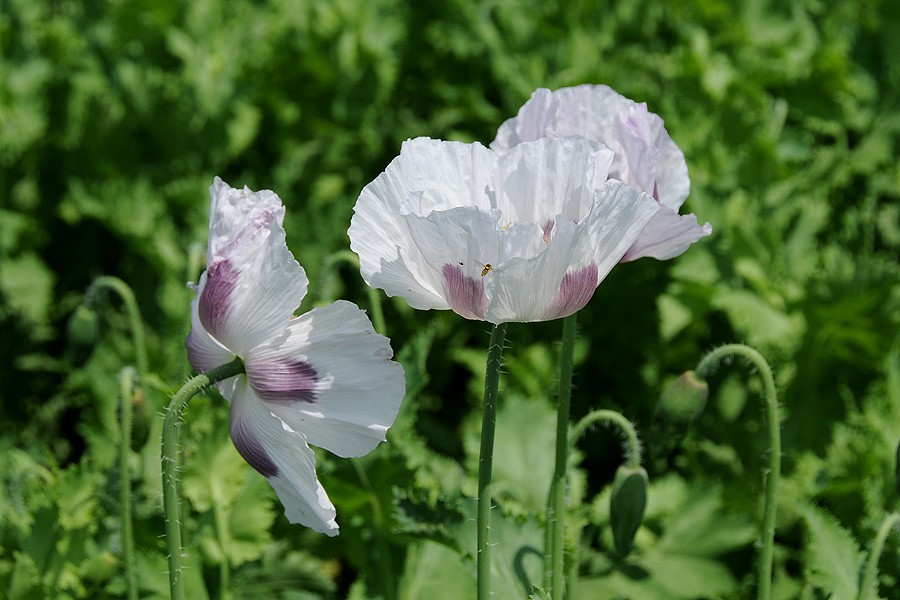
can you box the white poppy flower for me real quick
[492,84,712,261]
[186,177,405,536]
[348,136,660,323]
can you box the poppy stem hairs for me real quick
[162,358,245,600]
[696,344,780,600]
[118,367,139,600]
[545,314,577,596]
[477,322,508,600]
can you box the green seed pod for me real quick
[67,304,100,358]
[610,465,649,556]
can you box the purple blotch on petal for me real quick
[441,263,487,320]
[248,359,319,404]
[546,263,600,320]
[199,260,239,339]
[230,408,279,478]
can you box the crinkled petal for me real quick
[485,181,659,323]
[243,300,405,458]
[229,379,339,535]
[349,138,497,310]
[621,206,712,262]
[493,136,614,225]
[197,179,308,355]
[491,85,690,210]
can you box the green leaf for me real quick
[451,500,545,600]
[799,503,863,600]
[0,253,54,327]
[576,551,738,600]
[222,473,277,565]
[463,393,557,514]
[398,540,476,600]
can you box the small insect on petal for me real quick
[481,263,493,277]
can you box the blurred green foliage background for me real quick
[1,0,899,598]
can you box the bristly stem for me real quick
[571,409,642,469]
[696,344,780,600]
[860,512,900,600]
[119,367,139,600]
[162,358,245,600]
[87,276,149,378]
[545,314,577,598]
[477,322,508,600]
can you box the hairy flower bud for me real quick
[651,370,709,460]
[659,370,709,421]
[67,304,100,363]
[610,465,649,556]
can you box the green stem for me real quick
[366,286,386,336]
[213,501,232,600]
[545,314,577,598]
[88,276,149,378]
[696,344,779,600]
[477,322,508,600]
[570,410,641,469]
[119,367,138,600]
[163,358,245,600]
[317,250,386,335]
[353,459,395,600]
[860,512,900,600]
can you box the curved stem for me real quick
[318,250,386,335]
[88,276,149,378]
[119,367,138,600]
[860,512,900,600]
[545,314,577,598]
[477,323,508,600]
[696,344,779,600]
[570,409,642,469]
[162,358,245,600]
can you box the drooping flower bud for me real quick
[659,370,709,421]
[67,304,100,363]
[651,370,709,459]
[610,465,649,556]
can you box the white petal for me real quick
[230,379,339,535]
[349,138,497,310]
[244,300,405,458]
[198,178,309,354]
[621,206,713,262]
[485,181,659,323]
[491,85,690,210]
[491,88,558,152]
[493,137,614,225]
